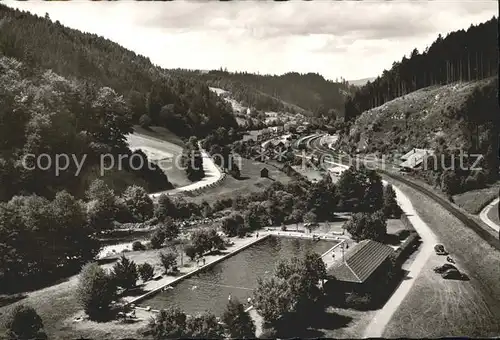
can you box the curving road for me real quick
[126,133,223,199]
[479,198,500,234]
[307,134,500,249]
[299,134,438,337]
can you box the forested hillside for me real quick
[0,4,237,137]
[0,56,171,200]
[192,70,355,117]
[344,16,498,122]
[339,16,499,196]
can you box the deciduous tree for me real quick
[4,305,47,340]
[76,263,116,320]
[122,185,153,222]
[222,299,256,339]
[159,250,178,274]
[111,255,138,290]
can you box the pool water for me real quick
[139,235,336,316]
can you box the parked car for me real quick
[434,244,448,255]
[441,268,462,279]
[433,263,457,274]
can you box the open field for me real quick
[453,183,499,214]
[133,125,185,147]
[127,128,191,189]
[384,254,497,338]
[292,165,325,182]
[0,262,137,340]
[182,156,292,204]
[382,179,500,337]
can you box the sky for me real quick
[4,0,497,81]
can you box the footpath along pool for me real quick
[137,235,337,316]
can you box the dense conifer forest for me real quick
[340,16,499,195]
[344,17,498,121]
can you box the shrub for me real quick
[222,299,256,339]
[111,255,138,290]
[345,211,387,242]
[132,241,146,251]
[148,307,187,339]
[184,244,197,261]
[221,213,244,237]
[185,312,224,338]
[154,194,175,221]
[76,263,116,320]
[4,304,47,340]
[139,114,152,128]
[115,198,133,223]
[159,219,180,242]
[150,229,166,249]
[383,185,402,218]
[160,250,178,274]
[138,262,155,282]
[122,186,154,222]
[259,326,277,339]
[190,228,224,256]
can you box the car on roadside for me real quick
[434,243,448,255]
[441,268,462,279]
[433,263,457,274]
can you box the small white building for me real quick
[400,148,434,170]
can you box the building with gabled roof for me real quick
[399,148,434,170]
[326,239,394,284]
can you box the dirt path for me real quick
[479,197,499,233]
[363,183,438,337]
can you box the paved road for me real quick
[363,182,437,337]
[303,134,439,338]
[479,197,500,234]
[126,133,223,199]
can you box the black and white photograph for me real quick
[0,0,498,339]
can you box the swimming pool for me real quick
[138,235,336,316]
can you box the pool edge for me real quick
[126,234,272,308]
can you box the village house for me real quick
[399,148,434,171]
[260,168,269,178]
[324,240,394,299]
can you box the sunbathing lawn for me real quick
[382,179,500,337]
[0,232,270,340]
[0,213,411,339]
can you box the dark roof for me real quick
[327,240,394,283]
